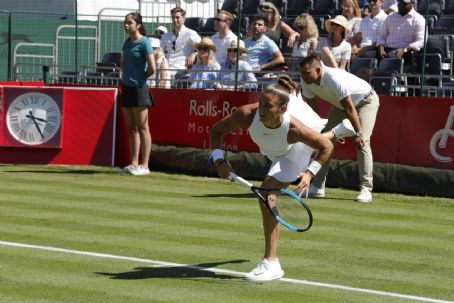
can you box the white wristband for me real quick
[211,149,224,161]
[306,161,322,176]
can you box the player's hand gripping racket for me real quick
[229,172,313,232]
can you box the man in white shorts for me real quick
[209,75,355,281]
[299,55,380,203]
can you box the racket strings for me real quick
[268,192,311,229]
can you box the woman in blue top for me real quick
[119,12,156,176]
[216,39,257,90]
[189,37,221,89]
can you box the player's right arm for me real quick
[209,103,257,179]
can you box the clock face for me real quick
[6,92,62,145]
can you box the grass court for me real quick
[0,165,453,303]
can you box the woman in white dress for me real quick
[318,15,352,70]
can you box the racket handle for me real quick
[228,172,254,188]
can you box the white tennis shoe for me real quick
[332,119,357,143]
[118,164,136,174]
[356,187,372,203]
[244,258,284,281]
[308,184,325,198]
[130,165,150,176]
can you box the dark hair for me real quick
[299,54,321,68]
[171,7,186,17]
[264,75,295,105]
[126,12,147,36]
[253,14,269,27]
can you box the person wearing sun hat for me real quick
[317,15,352,70]
[216,39,257,90]
[147,37,170,88]
[188,37,221,89]
[155,25,168,39]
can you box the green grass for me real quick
[0,165,453,303]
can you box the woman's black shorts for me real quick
[121,84,155,108]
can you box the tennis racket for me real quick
[229,172,313,232]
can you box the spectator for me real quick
[299,55,380,203]
[289,13,319,71]
[351,0,387,58]
[147,37,170,88]
[342,0,363,41]
[383,0,397,14]
[155,25,167,39]
[210,10,238,66]
[119,12,156,176]
[161,7,201,80]
[318,15,352,70]
[188,37,221,89]
[377,0,425,64]
[216,39,257,90]
[252,2,299,48]
[244,15,285,72]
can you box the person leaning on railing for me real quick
[216,39,257,90]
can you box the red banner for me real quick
[148,89,454,170]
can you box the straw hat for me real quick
[228,39,247,53]
[324,15,350,35]
[193,37,217,52]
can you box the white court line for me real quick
[1,240,453,303]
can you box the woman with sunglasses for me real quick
[188,37,221,89]
[248,2,299,48]
[318,15,352,70]
[216,39,257,90]
[289,13,319,71]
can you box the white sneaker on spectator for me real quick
[118,164,136,174]
[332,119,356,143]
[308,184,325,198]
[356,187,372,203]
[130,165,150,176]
[244,258,284,281]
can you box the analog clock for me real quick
[6,92,62,145]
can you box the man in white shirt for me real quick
[299,55,380,203]
[210,10,237,65]
[161,7,201,79]
[377,0,425,62]
[351,0,388,58]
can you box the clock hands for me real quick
[26,111,45,138]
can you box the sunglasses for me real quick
[197,46,210,52]
[367,0,378,3]
[214,17,227,22]
[296,25,305,30]
[259,5,274,12]
[228,48,239,53]
[172,40,176,51]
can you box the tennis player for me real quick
[209,75,354,281]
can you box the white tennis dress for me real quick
[248,93,325,183]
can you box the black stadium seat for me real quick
[184,17,205,32]
[285,0,311,17]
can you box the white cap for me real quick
[156,25,168,34]
[150,37,160,48]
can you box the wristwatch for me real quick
[356,130,364,137]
